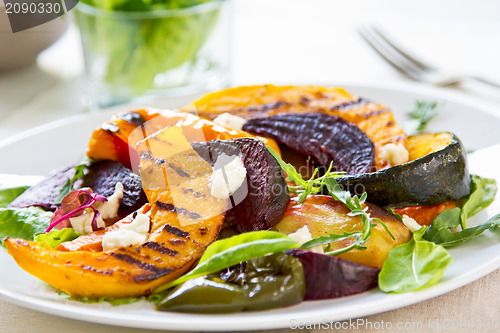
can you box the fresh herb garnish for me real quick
[406,100,441,135]
[266,147,343,204]
[154,231,300,293]
[379,226,453,293]
[54,158,92,205]
[267,147,394,256]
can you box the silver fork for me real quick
[358,25,500,89]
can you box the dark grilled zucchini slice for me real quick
[335,132,470,207]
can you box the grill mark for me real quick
[199,228,208,236]
[183,187,205,198]
[133,271,174,283]
[142,241,178,256]
[110,253,172,276]
[139,153,165,165]
[363,108,390,118]
[168,163,190,177]
[162,224,190,238]
[81,265,113,275]
[232,101,289,113]
[329,98,366,111]
[169,239,186,246]
[156,200,201,220]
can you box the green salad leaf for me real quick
[379,227,453,293]
[0,186,29,208]
[422,175,498,246]
[154,231,300,293]
[460,175,497,228]
[0,207,53,246]
[34,228,81,248]
[77,0,220,94]
[425,214,500,247]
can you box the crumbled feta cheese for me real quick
[70,213,105,235]
[102,213,151,252]
[381,143,409,166]
[288,225,324,254]
[69,182,124,235]
[213,113,247,131]
[95,182,124,219]
[210,154,247,199]
[402,214,421,232]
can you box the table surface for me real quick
[1,0,499,332]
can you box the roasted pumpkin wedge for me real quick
[5,127,228,298]
[335,132,470,207]
[192,85,407,169]
[86,109,280,169]
[275,196,411,269]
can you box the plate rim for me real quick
[1,81,499,331]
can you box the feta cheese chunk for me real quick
[381,143,409,166]
[402,214,421,232]
[102,213,151,252]
[210,153,247,199]
[95,182,124,219]
[70,213,105,235]
[69,182,124,235]
[213,113,247,131]
[288,225,324,254]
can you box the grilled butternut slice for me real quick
[5,127,228,298]
[192,85,407,169]
[86,108,280,168]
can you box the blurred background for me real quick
[1,0,499,139]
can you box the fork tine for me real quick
[358,26,423,80]
[370,26,435,72]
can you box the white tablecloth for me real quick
[0,1,499,332]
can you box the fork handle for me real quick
[469,76,500,89]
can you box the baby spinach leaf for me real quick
[460,175,497,228]
[154,231,300,293]
[34,228,81,248]
[0,207,52,246]
[379,227,453,293]
[0,186,30,208]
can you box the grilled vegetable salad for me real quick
[1,85,499,313]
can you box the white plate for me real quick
[0,83,499,331]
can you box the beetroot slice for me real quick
[191,138,290,233]
[8,165,75,211]
[286,249,379,300]
[77,160,147,217]
[242,113,375,175]
[9,160,147,217]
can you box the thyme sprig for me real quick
[266,147,344,204]
[267,146,394,256]
[406,100,441,135]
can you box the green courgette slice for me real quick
[335,132,470,207]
